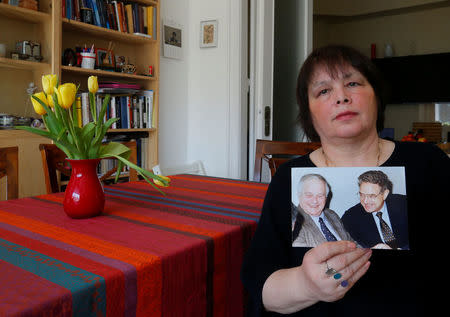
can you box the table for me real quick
[0,174,268,317]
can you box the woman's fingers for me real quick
[329,248,372,288]
[327,247,372,276]
[306,241,357,265]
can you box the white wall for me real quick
[160,0,246,178]
[186,0,231,178]
[159,0,190,168]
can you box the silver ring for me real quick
[325,261,342,280]
[325,261,337,276]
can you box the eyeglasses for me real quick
[358,191,383,201]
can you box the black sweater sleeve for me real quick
[241,161,293,316]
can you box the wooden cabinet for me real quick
[0,1,160,197]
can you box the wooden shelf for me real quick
[62,18,157,44]
[0,57,50,71]
[61,65,157,81]
[0,3,50,23]
[1,0,160,197]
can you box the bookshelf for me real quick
[0,0,160,198]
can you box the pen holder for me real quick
[81,52,96,69]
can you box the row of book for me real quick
[63,0,157,39]
[2,0,38,11]
[77,90,156,130]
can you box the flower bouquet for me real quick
[16,74,170,191]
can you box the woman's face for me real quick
[307,64,378,142]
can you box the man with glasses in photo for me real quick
[341,170,409,250]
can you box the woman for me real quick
[241,45,450,316]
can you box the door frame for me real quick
[247,0,313,181]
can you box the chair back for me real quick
[253,139,321,182]
[39,141,138,194]
[0,146,19,200]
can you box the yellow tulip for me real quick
[31,92,48,115]
[88,76,98,94]
[41,74,58,95]
[47,94,54,108]
[153,175,171,187]
[57,83,77,109]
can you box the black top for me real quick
[241,141,450,316]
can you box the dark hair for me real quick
[358,170,393,193]
[296,45,386,142]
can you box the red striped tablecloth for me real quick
[0,174,267,317]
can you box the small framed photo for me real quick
[162,19,184,59]
[200,20,218,48]
[115,55,126,71]
[95,48,115,69]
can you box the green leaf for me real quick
[98,142,131,159]
[32,95,61,135]
[98,94,111,126]
[89,92,97,122]
[14,126,52,138]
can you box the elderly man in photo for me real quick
[292,174,355,247]
[342,170,409,249]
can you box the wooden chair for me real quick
[39,141,138,194]
[253,139,321,182]
[0,146,19,200]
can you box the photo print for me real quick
[291,167,409,250]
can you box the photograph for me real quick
[291,167,409,250]
[200,20,218,48]
[95,48,115,69]
[164,25,182,48]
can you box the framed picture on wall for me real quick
[162,19,183,59]
[200,20,218,48]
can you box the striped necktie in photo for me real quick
[319,217,337,242]
[376,212,398,249]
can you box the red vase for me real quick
[63,158,105,219]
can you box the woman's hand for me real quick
[371,243,391,249]
[300,241,372,303]
[262,241,371,314]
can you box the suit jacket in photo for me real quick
[341,194,409,249]
[292,204,356,247]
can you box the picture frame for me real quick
[95,48,115,69]
[200,20,218,48]
[162,19,183,60]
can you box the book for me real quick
[119,1,127,33]
[125,3,133,35]
[112,1,122,32]
[120,96,128,129]
[88,0,101,26]
[138,97,144,129]
[141,90,154,128]
[73,0,81,21]
[75,96,82,127]
[127,96,132,128]
[80,92,90,126]
[138,4,144,34]
[66,0,72,20]
[143,6,147,34]
[147,6,153,37]
[106,1,117,30]
[152,5,157,40]
[132,96,138,128]
[110,96,117,129]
